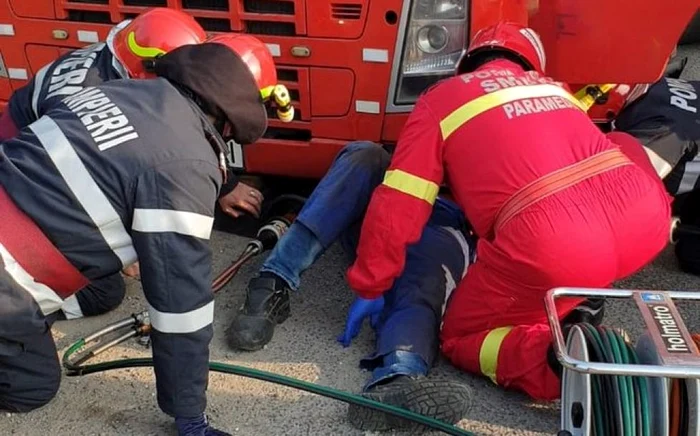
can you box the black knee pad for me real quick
[75,273,126,317]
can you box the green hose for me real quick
[62,339,475,436]
[573,323,652,436]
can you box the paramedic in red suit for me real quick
[345,22,672,400]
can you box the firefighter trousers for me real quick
[440,144,671,400]
[0,248,61,413]
[260,141,472,375]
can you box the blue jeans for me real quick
[259,141,472,388]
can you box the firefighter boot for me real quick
[226,274,290,351]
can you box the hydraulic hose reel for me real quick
[547,288,700,436]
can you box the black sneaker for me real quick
[347,376,472,433]
[226,276,290,351]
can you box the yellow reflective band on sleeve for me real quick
[127,32,167,58]
[439,84,587,140]
[382,169,439,205]
[479,326,514,384]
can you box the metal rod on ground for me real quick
[211,243,261,292]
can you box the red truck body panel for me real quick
[0,1,695,178]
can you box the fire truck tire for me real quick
[680,9,700,44]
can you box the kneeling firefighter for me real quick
[344,22,672,401]
[0,7,207,321]
[0,34,280,435]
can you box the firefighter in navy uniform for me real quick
[0,13,266,322]
[0,34,279,436]
[611,76,700,274]
[0,7,207,322]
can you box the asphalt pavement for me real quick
[2,44,700,436]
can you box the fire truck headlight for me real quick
[393,0,467,106]
[417,25,449,53]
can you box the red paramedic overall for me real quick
[346,23,672,400]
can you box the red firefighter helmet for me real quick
[111,8,206,79]
[206,33,278,100]
[456,22,547,76]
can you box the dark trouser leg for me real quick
[61,273,126,319]
[347,199,474,432]
[259,141,391,289]
[0,256,61,412]
[360,223,469,388]
[228,141,391,351]
[0,328,60,413]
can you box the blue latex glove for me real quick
[176,414,231,436]
[337,296,384,347]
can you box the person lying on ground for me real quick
[226,141,473,432]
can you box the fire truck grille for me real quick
[182,0,229,11]
[244,21,295,36]
[61,1,306,36]
[122,0,167,6]
[67,10,111,23]
[243,0,294,14]
[277,69,298,82]
[194,18,231,32]
[60,1,312,141]
[331,3,362,20]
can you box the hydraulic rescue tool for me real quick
[61,198,474,436]
[548,288,700,436]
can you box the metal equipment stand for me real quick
[546,288,700,436]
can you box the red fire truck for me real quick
[0,1,697,180]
